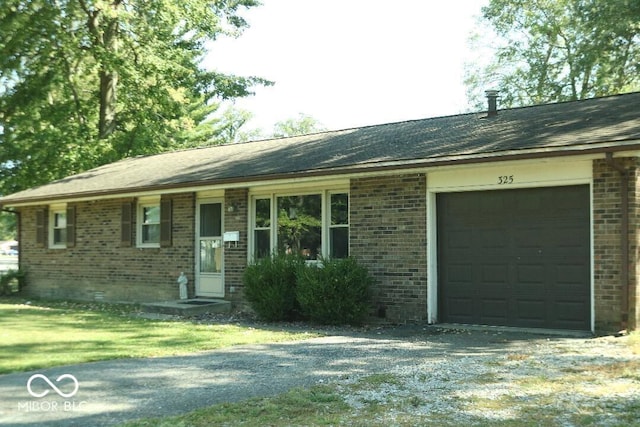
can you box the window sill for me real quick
[137,243,160,249]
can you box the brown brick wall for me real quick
[14,159,640,331]
[224,188,249,305]
[593,157,640,332]
[350,173,427,322]
[18,193,196,302]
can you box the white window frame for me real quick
[327,191,350,259]
[137,197,161,248]
[249,189,349,261]
[49,204,67,249]
[252,197,272,259]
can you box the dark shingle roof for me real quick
[2,92,640,205]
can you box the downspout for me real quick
[605,153,629,331]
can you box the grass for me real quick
[119,333,640,427]
[121,385,351,427]
[0,298,318,374]
[4,297,639,426]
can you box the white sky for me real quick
[204,0,489,133]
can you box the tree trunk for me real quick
[99,70,117,139]
[98,16,119,139]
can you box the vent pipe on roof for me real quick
[485,90,499,117]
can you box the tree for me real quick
[465,0,640,109]
[210,106,264,144]
[204,110,328,144]
[272,113,326,138]
[0,0,271,195]
[0,211,16,241]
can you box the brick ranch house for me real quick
[2,92,640,333]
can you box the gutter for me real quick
[3,142,640,208]
[605,152,630,331]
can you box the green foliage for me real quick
[296,257,372,325]
[209,106,265,144]
[272,113,327,138]
[242,253,306,321]
[466,0,640,109]
[243,255,374,324]
[0,0,271,195]
[0,269,25,295]
[0,211,16,240]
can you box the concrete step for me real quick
[140,298,231,316]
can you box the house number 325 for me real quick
[498,175,514,184]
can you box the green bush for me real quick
[0,269,26,296]
[296,257,372,325]
[243,253,306,321]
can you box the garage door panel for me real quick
[513,227,546,249]
[446,263,473,283]
[438,185,590,331]
[515,264,546,284]
[446,229,473,249]
[556,264,589,284]
[479,228,509,249]
[479,192,506,214]
[446,298,475,323]
[515,299,546,323]
[554,226,590,250]
[480,299,508,324]
[481,264,509,283]
[552,301,590,329]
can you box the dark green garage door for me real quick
[437,185,590,330]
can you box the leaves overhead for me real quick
[466,0,640,109]
[272,113,327,138]
[0,0,271,194]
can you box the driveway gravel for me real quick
[0,325,637,426]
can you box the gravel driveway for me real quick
[0,325,637,426]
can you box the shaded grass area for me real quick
[0,298,318,374]
[121,385,350,427]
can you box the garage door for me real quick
[437,185,590,330]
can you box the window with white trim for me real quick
[49,206,67,248]
[253,198,271,259]
[137,199,160,247]
[251,191,349,260]
[329,192,349,258]
[278,194,322,259]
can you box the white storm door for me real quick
[196,200,224,297]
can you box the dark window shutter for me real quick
[66,205,76,248]
[121,202,133,247]
[36,208,47,247]
[160,197,172,247]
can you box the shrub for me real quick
[296,257,372,325]
[0,269,26,296]
[243,253,306,321]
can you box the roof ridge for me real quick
[123,91,640,162]
[492,90,640,113]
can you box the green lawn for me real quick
[3,297,639,426]
[0,298,317,374]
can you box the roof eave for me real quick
[2,140,639,208]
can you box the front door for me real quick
[196,200,224,297]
